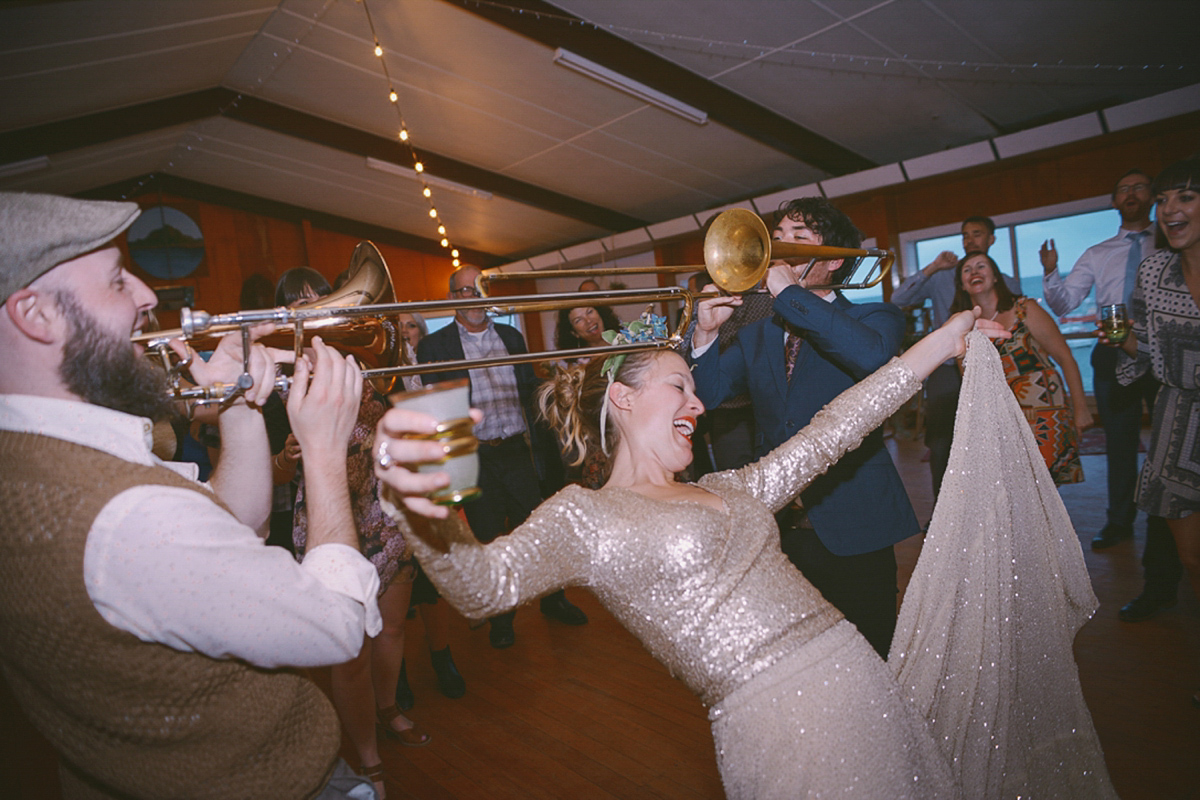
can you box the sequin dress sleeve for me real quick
[390,358,921,692]
[700,356,921,511]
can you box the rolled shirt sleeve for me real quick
[86,484,381,668]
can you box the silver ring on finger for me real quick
[376,439,395,470]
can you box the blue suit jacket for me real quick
[691,286,919,555]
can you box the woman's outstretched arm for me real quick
[704,309,1008,511]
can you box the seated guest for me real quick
[0,191,459,799]
[950,252,1092,484]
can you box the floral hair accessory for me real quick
[599,308,668,380]
[598,308,669,454]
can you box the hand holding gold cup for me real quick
[375,379,483,518]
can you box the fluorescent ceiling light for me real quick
[553,48,708,126]
[0,155,50,179]
[365,157,493,200]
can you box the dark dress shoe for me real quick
[1091,523,1133,550]
[488,615,515,649]
[540,593,589,626]
[430,647,466,698]
[394,659,414,711]
[1119,592,1177,622]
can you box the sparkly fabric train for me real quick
[889,331,1117,799]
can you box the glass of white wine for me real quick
[1099,303,1129,344]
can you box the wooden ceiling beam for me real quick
[446,0,875,175]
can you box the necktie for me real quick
[1123,230,1149,308]
[785,331,803,382]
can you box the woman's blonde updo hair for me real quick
[537,350,663,470]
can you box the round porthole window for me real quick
[127,205,205,279]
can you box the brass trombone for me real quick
[137,209,893,405]
[479,208,893,295]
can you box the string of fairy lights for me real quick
[361,0,461,268]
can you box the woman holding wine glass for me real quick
[1112,159,1200,653]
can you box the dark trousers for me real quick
[923,363,961,500]
[779,523,898,659]
[464,435,542,543]
[1091,344,1182,594]
[462,435,567,621]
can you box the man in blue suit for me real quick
[690,198,918,657]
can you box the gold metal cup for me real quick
[387,379,481,505]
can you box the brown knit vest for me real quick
[0,431,341,799]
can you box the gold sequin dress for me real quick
[396,343,1114,799]
[403,357,959,798]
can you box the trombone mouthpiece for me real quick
[181,309,211,337]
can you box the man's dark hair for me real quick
[961,215,996,235]
[776,197,863,285]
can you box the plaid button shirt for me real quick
[458,320,526,441]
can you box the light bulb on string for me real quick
[451,249,459,258]
[453,258,460,267]
[361,0,459,265]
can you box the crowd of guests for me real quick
[1,155,1198,799]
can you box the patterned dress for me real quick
[293,384,414,595]
[995,298,1084,485]
[1117,250,1200,517]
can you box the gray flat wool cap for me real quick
[0,191,141,303]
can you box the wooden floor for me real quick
[3,438,1198,799]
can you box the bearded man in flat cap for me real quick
[0,192,450,799]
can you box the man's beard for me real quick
[55,291,173,420]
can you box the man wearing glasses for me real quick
[417,266,587,648]
[1040,168,1182,622]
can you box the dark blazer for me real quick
[691,286,919,556]
[416,320,560,489]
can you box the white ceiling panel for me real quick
[1,0,1196,268]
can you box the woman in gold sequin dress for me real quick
[373,310,1113,799]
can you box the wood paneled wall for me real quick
[124,192,457,331]
[838,111,1200,295]
[125,111,1198,333]
[653,111,1200,300]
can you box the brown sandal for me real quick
[358,762,386,799]
[376,703,432,747]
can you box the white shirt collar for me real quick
[0,394,160,467]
